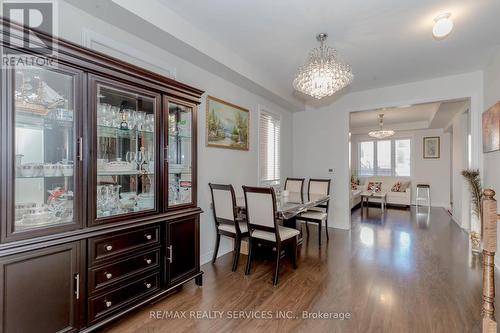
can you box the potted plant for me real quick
[461,169,483,253]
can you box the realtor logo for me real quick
[1,1,55,55]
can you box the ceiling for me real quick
[70,0,500,110]
[350,100,469,132]
[159,0,500,101]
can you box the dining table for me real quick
[236,191,330,244]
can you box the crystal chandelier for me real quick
[368,114,395,139]
[293,33,353,99]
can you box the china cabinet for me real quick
[0,19,203,332]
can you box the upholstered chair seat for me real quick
[299,211,327,221]
[251,226,300,242]
[219,222,249,234]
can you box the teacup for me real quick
[61,164,74,177]
[43,164,59,177]
[20,164,35,177]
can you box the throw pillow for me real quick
[391,181,402,192]
[401,181,410,191]
[392,181,410,192]
[367,181,382,192]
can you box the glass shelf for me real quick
[168,134,191,140]
[16,175,71,179]
[97,170,154,176]
[98,125,153,139]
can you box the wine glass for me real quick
[135,147,145,170]
[135,111,146,131]
[146,114,155,132]
[126,151,136,170]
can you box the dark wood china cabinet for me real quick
[0,19,203,332]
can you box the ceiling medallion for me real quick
[368,114,395,139]
[293,33,353,99]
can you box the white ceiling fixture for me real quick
[368,114,395,139]
[293,33,353,99]
[433,13,454,39]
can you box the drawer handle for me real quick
[105,272,113,279]
[105,300,112,308]
[145,234,152,240]
[145,258,152,265]
[105,245,113,252]
[145,282,152,289]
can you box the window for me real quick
[359,141,374,176]
[377,140,392,176]
[358,138,411,177]
[259,111,280,184]
[395,139,411,176]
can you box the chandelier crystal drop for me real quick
[293,33,353,99]
[368,114,395,139]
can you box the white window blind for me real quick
[259,111,280,184]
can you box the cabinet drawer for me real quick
[88,271,160,323]
[89,225,160,265]
[89,248,160,294]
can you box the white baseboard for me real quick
[200,243,232,266]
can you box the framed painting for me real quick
[482,102,500,153]
[206,96,249,150]
[423,136,440,159]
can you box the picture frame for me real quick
[206,96,249,151]
[423,136,440,159]
[482,102,500,153]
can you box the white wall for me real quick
[450,113,471,229]
[57,1,294,264]
[293,71,483,230]
[483,49,500,197]
[483,48,500,261]
[351,128,451,208]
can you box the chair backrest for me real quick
[284,177,305,193]
[308,179,331,212]
[209,183,240,233]
[242,186,280,240]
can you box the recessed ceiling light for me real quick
[433,13,453,39]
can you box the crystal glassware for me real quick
[135,111,146,131]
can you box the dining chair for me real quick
[296,179,331,246]
[209,183,249,271]
[284,177,305,194]
[242,186,299,285]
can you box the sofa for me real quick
[358,176,411,207]
[350,188,362,209]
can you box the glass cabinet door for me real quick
[166,100,194,208]
[94,82,158,220]
[10,66,81,236]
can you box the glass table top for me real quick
[237,192,330,219]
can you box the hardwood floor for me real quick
[104,206,493,333]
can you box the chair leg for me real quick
[245,238,253,275]
[273,243,281,285]
[318,222,322,246]
[232,237,241,272]
[212,233,221,264]
[291,238,297,269]
[325,218,329,241]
